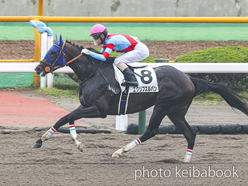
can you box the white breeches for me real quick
[114,42,149,65]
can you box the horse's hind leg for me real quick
[112,105,167,157]
[168,110,196,163]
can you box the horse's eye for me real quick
[48,50,57,59]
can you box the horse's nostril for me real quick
[35,67,41,75]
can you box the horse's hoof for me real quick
[33,139,42,148]
[112,152,122,158]
[112,149,123,157]
[33,143,42,148]
[184,154,192,163]
[112,149,123,158]
[77,142,83,152]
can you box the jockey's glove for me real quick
[81,49,91,55]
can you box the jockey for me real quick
[81,24,149,86]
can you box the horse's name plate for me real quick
[114,65,159,93]
[130,67,159,93]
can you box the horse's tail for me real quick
[190,76,248,116]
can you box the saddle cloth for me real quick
[113,63,159,115]
[113,63,159,93]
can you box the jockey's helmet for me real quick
[89,24,108,44]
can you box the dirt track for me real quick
[2,40,248,60]
[0,131,248,185]
[1,40,248,185]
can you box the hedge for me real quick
[174,46,248,91]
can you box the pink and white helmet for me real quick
[89,24,108,37]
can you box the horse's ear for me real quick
[55,34,59,43]
[59,35,63,46]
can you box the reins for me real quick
[66,53,83,65]
[64,48,109,85]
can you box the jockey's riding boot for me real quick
[122,67,138,86]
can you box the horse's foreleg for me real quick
[112,106,165,157]
[69,124,83,152]
[34,102,105,151]
[33,114,69,148]
[67,105,104,152]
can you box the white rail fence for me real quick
[1,62,248,73]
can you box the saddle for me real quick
[127,64,148,70]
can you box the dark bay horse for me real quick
[33,35,248,162]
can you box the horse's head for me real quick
[35,35,67,76]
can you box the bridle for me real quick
[41,41,83,73]
[40,41,109,85]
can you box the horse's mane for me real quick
[66,40,115,64]
[66,40,84,50]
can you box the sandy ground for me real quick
[0,131,248,185]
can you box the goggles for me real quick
[93,34,101,40]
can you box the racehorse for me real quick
[33,35,248,162]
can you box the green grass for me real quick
[193,93,224,105]
[192,99,223,105]
[2,22,248,41]
[52,73,79,90]
[192,91,248,105]
[37,73,79,99]
[37,87,78,98]
[194,93,222,100]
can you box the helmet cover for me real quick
[89,24,108,37]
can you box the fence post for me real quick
[47,35,54,88]
[116,115,128,131]
[38,0,44,16]
[40,32,47,88]
[30,20,53,88]
[33,28,40,87]
[138,110,146,135]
